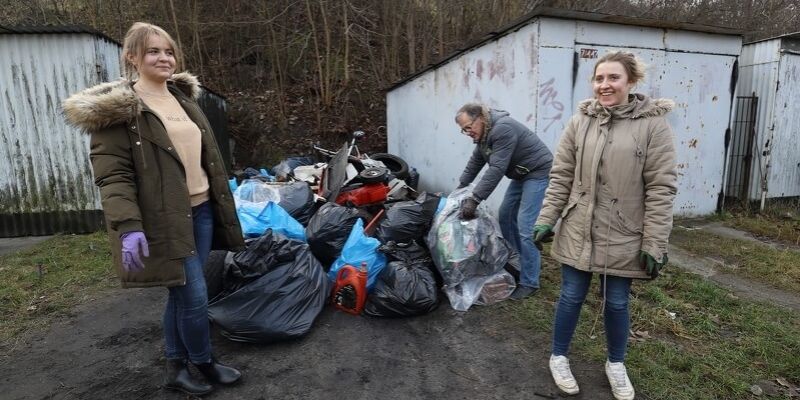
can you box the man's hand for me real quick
[460,197,479,220]
[532,224,554,251]
[121,231,149,272]
[639,251,667,278]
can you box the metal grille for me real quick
[726,95,759,201]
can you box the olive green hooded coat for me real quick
[535,94,677,279]
[63,72,244,288]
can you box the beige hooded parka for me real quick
[535,93,677,279]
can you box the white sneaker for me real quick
[605,361,635,400]
[549,355,580,395]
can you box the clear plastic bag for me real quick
[426,186,512,311]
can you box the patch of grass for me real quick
[0,232,116,350]
[724,213,800,246]
[670,228,800,295]
[508,256,800,399]
[720,200,800,245]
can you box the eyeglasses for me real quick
[460,117,478,135]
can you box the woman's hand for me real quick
[639,251,667,278]
[121,231,149,272]
[533,224,554,251]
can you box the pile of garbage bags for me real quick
[204,153,520,344]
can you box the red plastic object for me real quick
[332,262,368,315]
[335,183,389,206]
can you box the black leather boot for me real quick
[193,356,242,385]
[164,359,213,396]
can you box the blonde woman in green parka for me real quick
[533,52,677,400]
[64,23,245,397]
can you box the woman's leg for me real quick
[600,275,633,363]
[552,264,593,356]
[165,202,214,364]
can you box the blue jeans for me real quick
[164,201,213,363]
[498,178,548,288]
[552,264,632,363]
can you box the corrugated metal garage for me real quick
[386,8,742,217]
[727,32,800,206]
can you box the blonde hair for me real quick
[592,51,646,85]
[121,22,183,81]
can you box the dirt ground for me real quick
[0,286,615,400]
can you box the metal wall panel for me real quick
[768,51,800,197]
[734,39,781,200]
[388,16,741,217]
[0,33,119,236]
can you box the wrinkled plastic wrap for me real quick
[275,181,316,226]
[208,230,330,343]
[375,192,441,244]
[426,186,514,311]
[328,219,387,292]
[364,241,438,318]
[305,203,362,267]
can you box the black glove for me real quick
[460,197,479,220]
[456,182,468,190]
[532,224,554,251]
[639,251,668,279]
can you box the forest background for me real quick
[2,0,799,168]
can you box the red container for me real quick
[335,183,389,206]
[332,262,368,315]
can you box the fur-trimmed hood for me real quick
[578,93,674,119]
[62,72,201,133]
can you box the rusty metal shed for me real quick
[386,8,743,217]
[0,26,231,237]
[726,32,800,207]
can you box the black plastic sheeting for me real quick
[207,230,330,343]
[276,181,316,226]
[375,192,441,244]
[363,241,439,318]
[305,203,362,267]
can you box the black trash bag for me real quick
[363,242,439,318]
[305,202,362,268]
[277,181,316,226]
[208,230,330,343]
[204,250,229,301]
[375,192,441,244]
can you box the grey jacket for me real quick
[459,109,553,200]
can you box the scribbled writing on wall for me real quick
[539,78,564,133]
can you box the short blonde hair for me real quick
[121,22,183,81]
[592,51,646,85]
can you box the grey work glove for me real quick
[532,224,554,251]
[459,197,479,220]
[639,251,667,279]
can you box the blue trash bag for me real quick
[229,177,238,193]
[328,219,387,292]
[237,201,305,241]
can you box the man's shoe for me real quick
[510,285,537,300]
[193,357,242,385]
[164,359,213,396]
[605,360,635,400]
[549,355,579,395]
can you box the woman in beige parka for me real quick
[533,51,677,400]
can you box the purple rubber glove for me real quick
[121,231,149,272]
